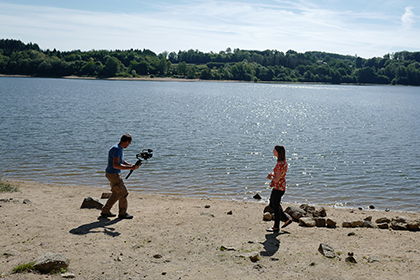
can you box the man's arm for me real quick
[113,157,139,170]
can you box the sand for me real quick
[1,180,419,280]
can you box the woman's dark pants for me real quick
[269,188,289,229]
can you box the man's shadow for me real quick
[69,217,122,237]
[260,231,290,257]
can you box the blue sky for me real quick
[1,0,419,58]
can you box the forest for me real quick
[1,39,419,86]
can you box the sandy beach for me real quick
[1,180,419,280]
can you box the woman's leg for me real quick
[269,189,282,229]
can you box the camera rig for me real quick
[125,149,153,179]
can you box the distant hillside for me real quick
[1,39,419,86]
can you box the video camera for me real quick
[125,149,153,179]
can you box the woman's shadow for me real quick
[69,216,122,237]
[260,231,290,257]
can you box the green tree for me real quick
[186,65,197,79]
[79,59,104,76]
[177,61,187,76]
[199,66,212,80]
[101,56,121,77]
[230,61,254,81]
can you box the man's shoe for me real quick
[118,213,133,219]
[100,212,116,218]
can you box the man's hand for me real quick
[131,164,140,170]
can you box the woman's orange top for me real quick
[270,160,287,191]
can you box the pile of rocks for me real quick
[342,216,420,231]
[284,204,338,228]
[263,203,420,231]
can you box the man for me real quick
[101,134,139,219]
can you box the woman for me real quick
[266,145,292,232]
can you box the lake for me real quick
[1,77,419,212]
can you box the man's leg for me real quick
[102,173,128,215]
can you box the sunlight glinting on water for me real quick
[1,78,419,212]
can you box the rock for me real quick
[348,232,356,236]
[369,205,375,209]
[61,272,76,278]
[343,220,363,228]
[393,216,407,223]
[364,216,372,221]
[249,253,260,262]
[377,223,389,229]
[153,254,162,258]
[263,212,273,221]
[312,210,321,217]
[80,197,104,209]
[33,252,69,273]
[101,192,112,199]
[351,220,363,227]
[407,221,420,231]
[314,217,326,227]
[220,246,236,251]
[305,205,316,216]
[390,221,408,230]
[318,243,335,258]
[300,204,316,217]
[227,210,233,215]
[263,205,274,214]
[299,217,316,227]
[0,198,9,202]
[363,220,376,228]
[326,218,337,228]
[253,194,262,200]
[238,252,260,262]
[285,206,306,220]
[376,217,390,224]
[204,205,210,208]
[300,204,309,211]
[23,199,31,204]
[345,252,357,264]
[319,207,327,217]
[368,255,381,263]
[342,221,351,227]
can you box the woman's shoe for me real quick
[266,227,279,232]
[281,219,292,228]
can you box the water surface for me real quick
[1,77,419,212]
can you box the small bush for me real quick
[12,262,35,273]
[0,179,19,193]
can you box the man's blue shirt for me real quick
[105,143,123,174]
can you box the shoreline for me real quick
[1,180,419,279]
[1,74,406,87]
[4,177,419,214]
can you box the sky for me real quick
[0,0,419,58]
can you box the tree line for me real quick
[1,39,419,86]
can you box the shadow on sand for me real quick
[69,216,123,237]
[260,231,290,257]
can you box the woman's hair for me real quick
[275,145,286,161]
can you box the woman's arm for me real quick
[269,163,286,183]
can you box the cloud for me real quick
[401,7,415,29]
[0,1,419,58]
